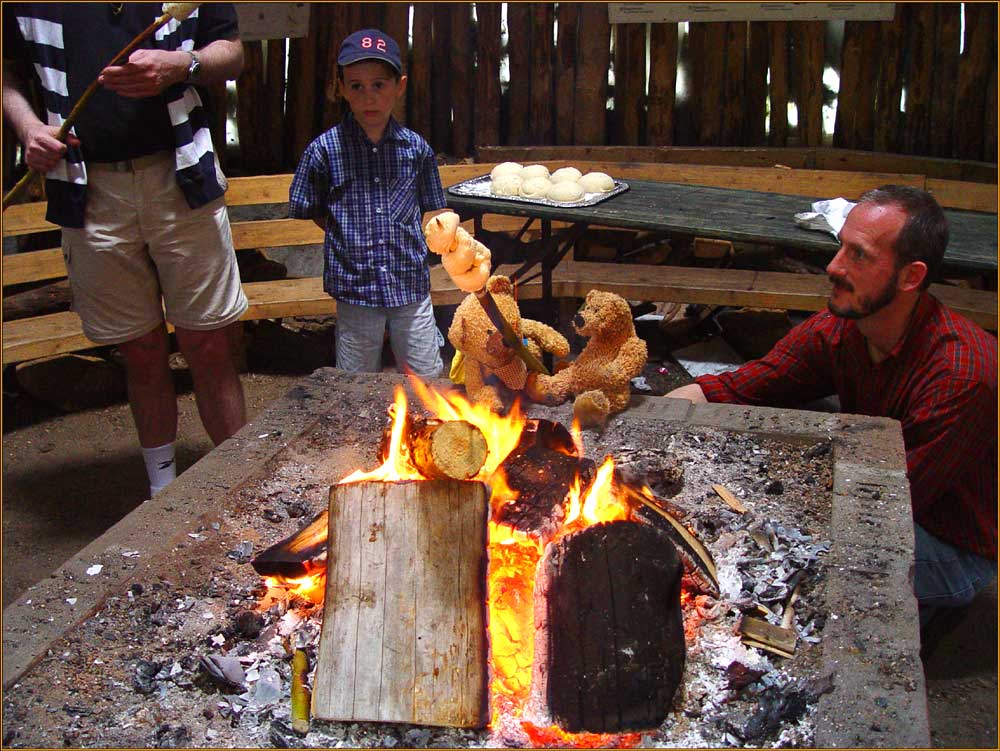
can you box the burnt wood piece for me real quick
[632,494,719,597]
[493,419,594,539]
[251,509,329,579]
[312,480,489,728]
[537,520,685,733]
[378,415,488,481]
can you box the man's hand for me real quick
[98,49,189,98]
[21,123,81,173]
[664,383,708,403]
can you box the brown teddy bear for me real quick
[449,275,569,412]
[526,290,647,427]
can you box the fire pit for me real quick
[2,369,929,747]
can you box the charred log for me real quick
[535,520,686,734]
[493,419,594,539]
[251,509,328,579]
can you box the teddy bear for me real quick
[449,275,570,412]
[424,210,492,292]
[525,290,647,428]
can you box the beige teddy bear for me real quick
[526,290,647,427]
[449,275,569,412]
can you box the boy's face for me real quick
[339,61,407,140]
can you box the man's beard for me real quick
[827,269,899,320]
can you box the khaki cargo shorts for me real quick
[61,151,248,346]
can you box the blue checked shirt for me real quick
[288,113,446,307]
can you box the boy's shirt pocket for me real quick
[384,161,420,225]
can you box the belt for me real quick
[87,151,173,173]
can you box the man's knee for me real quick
[175,324,239,370]
[117,325,171,374]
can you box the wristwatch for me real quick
[184,51,202,84]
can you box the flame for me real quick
[263,571,326,606]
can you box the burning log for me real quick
[251,509,328,579]
[494,419,595,539]
[379,414,488,480]
[532,520,686,734]
[311,480,489,728]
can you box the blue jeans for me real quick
[914,523,997,626]
[335,296,444,378]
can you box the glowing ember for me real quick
[263,571,326,606]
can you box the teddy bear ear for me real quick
[487,275,513,296]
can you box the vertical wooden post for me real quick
[929,5,960,159]
[450,3,475,157]
[312,480,489,728]
[383,3,410,127]
[409,5,433,140]
[613,21,646,146]
[794,21,824,148]
[873,7,905,153]
[901,4,934,155]
[285,8,318,163]
[263,38,286,172]
[574,3,610,145]
[474,2,502,149]
[954,2,994,161]
[743,21,768,147]
[554,3,580,146]
[430,5,453,153]
[834,20,877,151]
[529,3,556,145]
[698,22,726,145]
[505,3,532,146]
[768,21,789,146]
[721,21,747,146]
[647,22,677,146]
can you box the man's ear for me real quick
[397,74,408,98]
[899,260,928,292]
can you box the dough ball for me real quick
[519,175,552,199]
[550,166,582,184]
[520,164,551,180]
[548,180,585,203]
[490,161,523,181]
[579,171,616,193]
[491,174,523,196]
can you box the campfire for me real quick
[252,377,723,746]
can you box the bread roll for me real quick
[519,175,552,199]
[579,171,615,193]
[520,164,551,180]
[550,166,582,183]
[491,174,523,196]
[490,161,523,181]
[548,180,585,203]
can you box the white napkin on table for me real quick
[794,197,856,239]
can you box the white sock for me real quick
[142,442,176,496]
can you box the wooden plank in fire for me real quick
[311,480,489,728]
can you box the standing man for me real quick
[666,185,997,636]
[3,3,249,496]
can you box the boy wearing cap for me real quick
[289,28,447,377]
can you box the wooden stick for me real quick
[740,615,797,657]
[290,648,310,735]
[473,287,549,375]
[3,6,195,209]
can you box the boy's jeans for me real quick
[335,296,444,378]
[914,523,997,626]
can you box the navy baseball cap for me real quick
[338,29,402,74]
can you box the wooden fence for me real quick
[2,2,996,184]
[223,2,997,176]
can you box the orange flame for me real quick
[263,572,326,606]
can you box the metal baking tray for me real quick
[447,173,629,208]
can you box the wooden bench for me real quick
[3,163,996,365]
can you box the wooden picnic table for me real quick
[447,179,998,275]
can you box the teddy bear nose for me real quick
[573,314,585,328]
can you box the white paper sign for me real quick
[608,3,895,24]
[235,2,310,41]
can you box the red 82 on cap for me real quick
[360,35,387,53]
